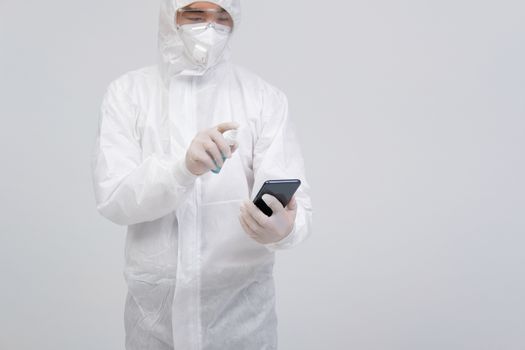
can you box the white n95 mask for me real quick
[178,22,231,70]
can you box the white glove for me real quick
[239,194,297,245]
[185,122,239,176]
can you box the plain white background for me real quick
[1,0,524,349]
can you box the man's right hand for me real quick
[185,122,239,176]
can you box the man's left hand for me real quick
[239,194,297,244]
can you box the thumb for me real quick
[216,122,239,134]
[262,194,284,214]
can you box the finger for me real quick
[286,195,297,211]
[230,142,239,154]
[193,149,216,170]
[239,215,257,238]
[209,129,232,159]
[216,121,239,134]
[239,215,253,235]
[244,200,270,227]
[240,205,264,234]
[202,140,224,168]
[262,194,284,214]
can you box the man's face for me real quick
[176,2,234,28]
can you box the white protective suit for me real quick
[92,0,312,349]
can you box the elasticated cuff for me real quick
[173,158,198,186]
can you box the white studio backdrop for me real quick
[1,0,524,349]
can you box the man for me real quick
[91,1,312,349]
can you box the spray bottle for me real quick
[211,128,238,174]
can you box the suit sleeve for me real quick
[91,80,197,226]
[251,86,313,251]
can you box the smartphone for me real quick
[253,179,301,216]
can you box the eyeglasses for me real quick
[176,8,234,28]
